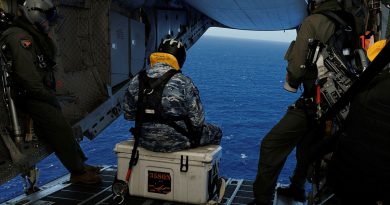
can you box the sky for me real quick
[204,27,297,43]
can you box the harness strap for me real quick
[142,116,202,147]
[324,41,390,120]
[140,69,201,146]
[320,10,358,52]
[147,69,179,89]
[321,11,350,29]
[125,71,148,182]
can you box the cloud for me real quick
[204,27,297,43]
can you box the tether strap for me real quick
[125,71,148,182]
[320,11,350,29]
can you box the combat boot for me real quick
[276,185,306,202]
[70,171,102,184]
[84,164,101,174]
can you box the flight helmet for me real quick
[309,0,340,5]
[0,9,14,32]
[313,0,337,3]
[307,0,337,14]
[19,0,57,30]
[157,38,186,68]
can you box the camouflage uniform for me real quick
[252,1,356,204]
[124,63,222,152]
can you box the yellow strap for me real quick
[150,52,180,70]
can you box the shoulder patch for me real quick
[20,39,32,49]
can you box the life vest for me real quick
[136,69,201,147]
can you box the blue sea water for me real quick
[0,36,302,202]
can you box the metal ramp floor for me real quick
[2,166,305,205]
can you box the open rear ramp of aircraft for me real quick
[1,0,314,204]
[0,0,309,186]
[2,167,307,205]
[2,166,256,205]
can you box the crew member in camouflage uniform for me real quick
[250,0,358,204]
[124,38,222,152]
[0,0,101,184]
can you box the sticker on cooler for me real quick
[148,171,172,194]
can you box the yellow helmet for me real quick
[367,40,387,62]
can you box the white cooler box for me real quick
[114,140,222,204]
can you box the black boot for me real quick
[276,185,306,202]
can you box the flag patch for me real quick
[20,39,32,48]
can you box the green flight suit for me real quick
[1,17,86,175]
[329,70,390,204]
[252,1,345,204]
[385,0,390,39]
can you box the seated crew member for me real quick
[329,41,390,204]
[0,0,101,184]
[123,38,222,152]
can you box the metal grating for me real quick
[3,167,260,205]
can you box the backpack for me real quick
[309,10,363,121]
[321,10,360,56]
[342,0,368,36]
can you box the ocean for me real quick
[0,36,302,202]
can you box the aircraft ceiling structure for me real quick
[183,0,308,30]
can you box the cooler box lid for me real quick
[114,140,222,163]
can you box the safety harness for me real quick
[137,69,201,146]
[302,10,360,121]
[309,35,390,203]
[321,10,359,55]
[125,69,201,183]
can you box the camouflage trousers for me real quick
[139,123,222,152]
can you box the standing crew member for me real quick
[250,0,358,204]
[0,0,101,184]
[124,38,222,152]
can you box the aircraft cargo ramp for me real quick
[2,166,305,205]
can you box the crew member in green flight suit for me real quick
[1,0,101,184]
[250,0,359,204]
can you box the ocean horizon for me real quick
[0,35,303,202]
